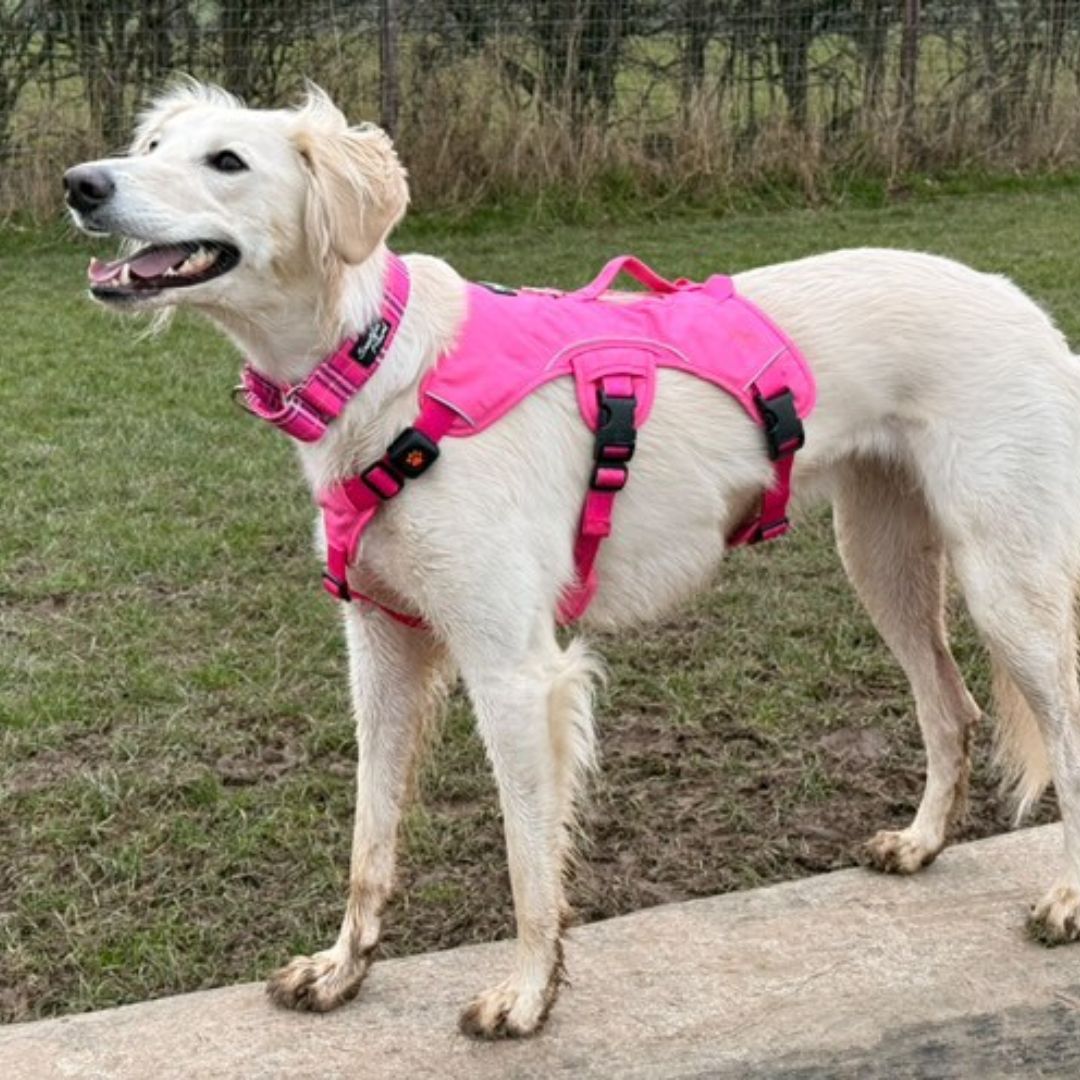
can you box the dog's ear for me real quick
[293,91,409,266]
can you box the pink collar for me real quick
[237,252,411,442]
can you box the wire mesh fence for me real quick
[5,2,1080,215]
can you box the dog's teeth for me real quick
[118,264,131,286]
[178,248,214,276]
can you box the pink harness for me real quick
[240,253,815,627]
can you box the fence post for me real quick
[897,0,920,156]
[379,0,401,138]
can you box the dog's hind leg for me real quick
[267,608,449,1012]
[833,459,982,873]
[456,630,600,1039]
[951,542,1080,943]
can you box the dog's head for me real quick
[64,82,409,315]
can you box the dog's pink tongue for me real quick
[87,245,191,285]
[128,245,190,279]
[88,256,123,284]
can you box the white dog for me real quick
[65,83,1080,1038]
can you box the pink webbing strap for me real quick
[576,255,680,300]
[238,253,411,443]
[725,384,804,548]
[319,397,460,628]
[558,373,637,624]
[558,252,679,622]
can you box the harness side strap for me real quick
[558,373,637,624]
[320,396,460,628]
[726,387,804,547]
[725,453,796,547]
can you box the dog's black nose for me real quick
[63,166,115,213]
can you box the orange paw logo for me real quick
[404,449,426,470]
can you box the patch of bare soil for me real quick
[215,739,306,786]
[1,734,109,797]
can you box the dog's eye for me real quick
[207,150,248,174]
[146,138,159,153]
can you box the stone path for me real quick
[3,824,1079,1078]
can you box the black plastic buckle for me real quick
[595,390,637,463]
[756,388,804,461]
[386,427,440,478]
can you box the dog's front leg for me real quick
[267,607,448,1012]
[456,636,589,1039]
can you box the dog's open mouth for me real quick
[88,241,240,300]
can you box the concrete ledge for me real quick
[3,824,1080,1078]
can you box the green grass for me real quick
[2,183,1078,1021]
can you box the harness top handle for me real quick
[576,255,681,300]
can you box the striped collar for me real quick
[236,251,410,443]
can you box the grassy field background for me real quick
[2,183,1076,1022]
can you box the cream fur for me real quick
[67,83,1080,1038]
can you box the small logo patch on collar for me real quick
[350,318,391,367]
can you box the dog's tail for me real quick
[991,656,1052,822]
[547,638,604,840]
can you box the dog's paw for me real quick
[1027,885,1080,946]
[458,978,558,1040]
[266,949,369,1012]
[860,829,940,874]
